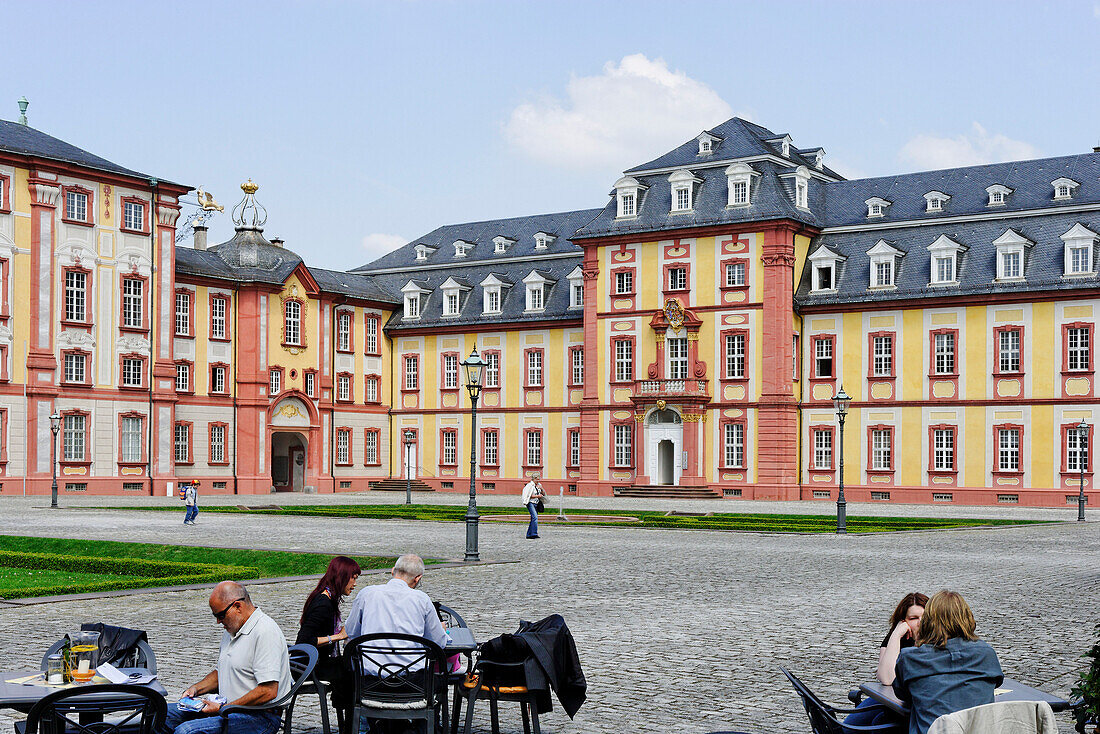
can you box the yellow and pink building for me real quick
[2,112,1098,507]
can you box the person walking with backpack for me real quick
[183,482,199,526]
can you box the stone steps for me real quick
[614,485,722,499]
[368,479,435,493]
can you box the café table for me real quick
[859,677,1071,715]
[444,627,478,656]
[0,668,167,714]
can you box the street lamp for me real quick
[461,347,486,562]
[1077,419,1089,522]
[403,429,415,505]
[49,413,61,509]
[832,386,852,535]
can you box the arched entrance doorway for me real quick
[268,395,317,493]
[646,408,682,486]
[272,431,307,492]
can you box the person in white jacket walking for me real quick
[520,476,544,539]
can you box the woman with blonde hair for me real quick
[893,590,1003,734]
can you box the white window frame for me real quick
[336,430,349,465]
[304,371,315,397]
[934,332,956,374]
[1052,178,1079,201]
[873,335,893,377]
[443,354,458,389]
[1068,429,1089,472]
[928,235,964,285]
[725,261,746,287]
[284,300,301,345]
[725,333,745,379]
[442,431,457,465]
[65,271,88,322]
[808,246,844,292]
[336,310,352,351]
[986,184,1012,207]
[210,424,226,464]
[668,267,688,291]
[571,349,584,385]
[210,297,227,339]
[175,292,191,336]
[176,363,190,392]
[483,430,498,465]
[485,352,499,388]
[814,338,833,378]
[337,374,350,401]
[63,414,86,462]
[526,430,542,467]
[124,200,145,230]
[872,428,891,470]
[269,369,281,395]
[724,423,744,468]
[813,429,832,470]
[173,422,190,463]
[364,430,378,464]
[614,340,633,382]
[1067,327,1090,371]
[365,316,378,353]
[725,163,758,207]
[998,428,1020,472]
[526,350,543,386]
[865,197,890,218]
[444,291,460,316]
[64,352,86,384]
[121,416,143,463]
[667,337,688,379]
[121,278,144,329]
[366,376,378,402]
[569,430,580,467]
[924,191,950,212]
[404,355,419,390]
[614,176,644,218]
[483,286,501,314]
[933,428,955,471]
[613,424,632,467]
[122,358,143,387]
[66,190,88,222]
[614,270,634,295]
[211,366,227,394]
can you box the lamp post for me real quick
[832,386,852,535]
[461,347,485,562]
[403,429,415,505]
[49,413,61,509]
[1078,419,1089,522]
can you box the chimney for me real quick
[193,223,208,251]
[1094,143,1100,153]
[17,97,28,125]
[270,236,284,248]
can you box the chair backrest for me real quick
[781,667,845,734]
[474,658,530,690]
[25,684,166,734]
[927,700,1057,734]
[344,633,447,708]
[437,604,467,629]
[41,638,157,674]
[268,644,319,708]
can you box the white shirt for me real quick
[521,481,541,505]
[344,578,448,673]
[217,608,293,703]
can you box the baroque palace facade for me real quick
[1,113,1098,507]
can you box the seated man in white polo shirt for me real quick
[163,581,293,734]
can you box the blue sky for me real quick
[4,1,1099,270]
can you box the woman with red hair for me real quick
[296,556,361,716]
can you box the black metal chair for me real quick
[437,604,467,630]
[41,639,157,675]
[781,667,899,734]
[437,604,472,734]
[344,633,449,734]
[219,643,318,734]
[460,657,541,734]
[20,684,166,734]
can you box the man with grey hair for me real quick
[344,553,448,666]
[161,581,292,734]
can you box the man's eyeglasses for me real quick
[212,598,244,622]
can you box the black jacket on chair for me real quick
[79,623,147,666]
[479,614,586,718]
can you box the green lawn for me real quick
[0,535,394,599]
[116,503,1048,533]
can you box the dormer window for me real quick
[993,230,1033,282]
[1061,223,1099,276]
[924,191,950,212]
[696,131,720,156]
[567,266,584,309]
[767,134,793,158]
[614,176,645,218]
[787,166,811,209]
[986,184,1012,207]
[668,170,700,213]
[865,197,890,218]
[725,162,758,207]
[533,232,556,250]
[414,244,436,261]
[479,273,511,315]
[927,235,966,285]
[492,236,515,254]
[867,240,903,289]
[808,246,845,292]
[453,240,474,258]
[439,277,471,317]
[1052,177,1079,201]
[522,271,555,312]
[803,148,826,170]
[401,281,430,319]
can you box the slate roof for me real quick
[0,119,184,186]
[624,117,842,177]
[352,209,603,272]
[574,159,825,239]
[822,152,1100,227]
[371,255,584,332]
[796,210,1100,308]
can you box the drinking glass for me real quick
[69,631,100,683]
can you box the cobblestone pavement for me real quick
[0,495,1095,733]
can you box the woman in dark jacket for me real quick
[296,556,361,715]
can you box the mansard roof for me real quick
[0,118,185,187]
[796,210,1100,308]
[822,153,1100,226]
[624,117,840,176]
[352,208,603,271]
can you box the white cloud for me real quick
[361,232,408,260]
[899,123,1040,171]
[504,54,736,171]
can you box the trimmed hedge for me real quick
[0,549,254,600]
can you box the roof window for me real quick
[725,162,758,207]
[697,132,720,156]
[807,245,845,292]
[453,240,474,258]
[986,184,1012,207]
[533,231,556,250]
[992,229,1033,282]
[668,170,701,213]
[1061,223,1098,276]
[865,197,891,218]
[866,240,903,289]
[414,244,436,261]
[1052,177,1079,201]
[927,235,966,285]
[492,236,515,254]
[924,191,950,212]
[614,176,646,219]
